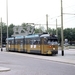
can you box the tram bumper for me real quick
[47,50,58,55]
[51,50,58,54]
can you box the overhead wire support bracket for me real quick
[63,13,75,15]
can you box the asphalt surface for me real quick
[0,47,75,72]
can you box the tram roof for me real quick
[15,36,24,39]
[6,37,14,40]
[25,34,39,38]
[40,34,50,37]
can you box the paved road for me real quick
[0,50,75,75]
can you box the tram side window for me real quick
[25,39,29,44]
[44,38,48,44]
[9,40,12,45]
[15,40,17,44]
[24,39,27,44]
[12,40,14,44]
[30,39,33,44]
[26,38,40,45]
[10,40,12,45]
[33,40,38,44]
[29,39,36,45]
[8,41,10,44]
[17,40,20,44]
[20,40,23,44]
[33,38,40,45]
[47,40,51,44]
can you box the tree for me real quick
[0,22,7,44]
[8,24,15,37]
[35,28,40,33]
[64,28,73,41]
[21,23,27,27]
[57,28,61,43]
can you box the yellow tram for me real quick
[6,33,58,55]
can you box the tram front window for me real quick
[47,39,58,45]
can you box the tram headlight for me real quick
[53,48,55,50]
[47,50,51,54]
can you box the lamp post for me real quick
[61,0,64,56]
[6,0,8,51]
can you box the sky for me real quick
[0,0,75,29]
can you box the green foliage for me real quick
[35,28,41,33]
[57,28,61,42]
[21,23,27,27]
[8,24,15,37]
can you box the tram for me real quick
[6,33,58,55]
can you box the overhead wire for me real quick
[34,0,75,29]
[64,16,75,24]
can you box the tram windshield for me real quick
[46,37,58,45]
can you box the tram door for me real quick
[19,39,24,52]
[15,39,18,51]
[24,38,28,52]
[8,40,11,50]
[40,38,44,54]
[9,40,13,51]
[10,39,14,51]
[6,39,14,51]
[40,37,48,54]
[26,39,30,53]
[33,38,41,53]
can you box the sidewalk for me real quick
[40,49,75,65]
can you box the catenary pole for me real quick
[56,19,58,37]
[61,0,64,56]
[6,0,8,51]
[1,18,3,51]
[46,14,48,33]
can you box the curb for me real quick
[0,67,10,72]
[42,57,75,65]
